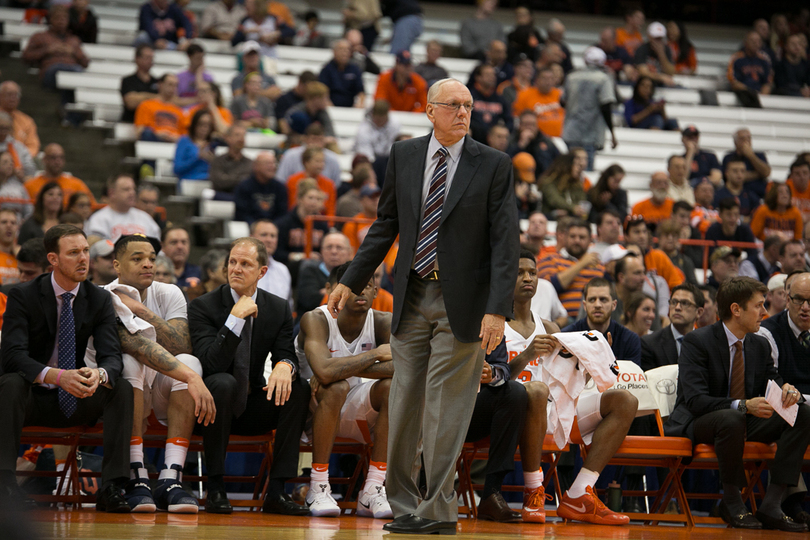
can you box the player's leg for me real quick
[306,379,350,517]
[152,354,201,513]
[520,381,550,523]
[557,390,637,525]
[357,379,392,519]
[122,356,156,513]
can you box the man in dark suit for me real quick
[664,276,810,531]
[189,237,310,515]
[759,272,810,524]
[641,283,704,371]
[0,224,132,512]
[328,78,519,534]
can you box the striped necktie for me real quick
[414,147,448,278]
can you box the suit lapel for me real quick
[40,275,57,336]
[73,283,88,334]
[664,329,678,365]
[712,322,731,383]
[440,136,481,225]
[407,135,430,222]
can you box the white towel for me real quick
[103,282,156,341]
[541,331,619,447]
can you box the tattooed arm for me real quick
[113,291,192,355]
[116,323,216,425]
[357,359,394,379]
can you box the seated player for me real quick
[514,270,637,525]
[86,234,215,513]
[296,262,393,518]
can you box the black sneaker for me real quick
[154,465,198,513]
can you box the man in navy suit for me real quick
[665,276,810,531]
[0,224,132,512]
[329,78,519,534]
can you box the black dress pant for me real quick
[0,373,133,487]
[465,381,528,477]
[693,404,810,488]
[198,372,310,480]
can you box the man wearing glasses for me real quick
[759,272,810,525]
[640,283,704,371]
[329,78,518,534]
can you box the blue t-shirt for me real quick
[712,186,760,217]
[722,151,769,199]
[318,60,365,108]
[685,149,721,181]
[562,318,641,366]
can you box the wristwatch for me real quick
[737,400,747,414]
[98,368,108,386]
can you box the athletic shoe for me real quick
[125,463,156,513]
[305,483,341,517]
[154,465,198,514]
[557,486,630,525]
[522,485,550,523]
[356,484,393,519]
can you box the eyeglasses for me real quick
[789,295,810,308]
[668,299,696,309]
[430,101,474,113]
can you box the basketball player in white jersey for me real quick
[87,234,215,514]
[296,262,393,518]
[506,250,636,525]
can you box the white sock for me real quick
[162,439,189,472]
[363,462,387,491]
[568,468,600,499]
[524,470,544,490]
[310,466,329,490]
[130,437,144,479]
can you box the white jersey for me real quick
[505,317,547,383]
[295,305,377,387]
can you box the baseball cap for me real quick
[512,152,537,183]
[89,239,114,259]
[287,111,310,135]
[583,46,607,67]
[395,50,412,65]
[768,273,787,291]
[601,244,628,265]
[359,185,381,198]
[647,22,666,39]
[241,40,261,55]
[710,246,741,265]
[682,125,700,137]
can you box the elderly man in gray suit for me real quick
[328,78,519,534]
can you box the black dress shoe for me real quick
[96,483,131,513]
[786,510,810,525]
[718,501,761,529]
[0,478,38,511]
[623,498,645,514]
[755,510,808,532]
[382,515,457,535]
[477,492,521,523]
[205,490,232,514]
[262,492,310,516]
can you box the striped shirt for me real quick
[537,251,604,317]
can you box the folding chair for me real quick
[19,426,86,507]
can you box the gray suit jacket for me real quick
[340,133,519,342]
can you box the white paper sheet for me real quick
[766,379,798,427]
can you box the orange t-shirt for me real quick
[749,205,803,241]
[644,248,685,291]
[24,173,97,207]
[0,252,19,285]
[134,98,186,139]
[512,87,564,137]
[668,41,697,74]
[268,1,294,27]
[286,171,336,216]
[787,178,810,225]
[631,198,674,228]
[342,212,376,251]
[616,28,643,56]
[374,70,428,113]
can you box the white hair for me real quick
[427,78,461,104]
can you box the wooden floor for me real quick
[14,510,800,540]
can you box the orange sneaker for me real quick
[522,485,551,523]
[557,486,630,525]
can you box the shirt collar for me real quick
[51,272,81,299]
[230,287,258,304]
[788,313,803,339]
[722,322,744,348]
[427,132,464,165]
